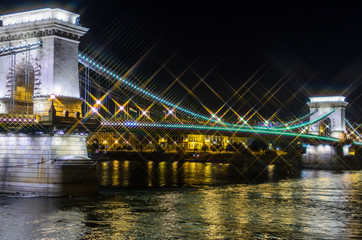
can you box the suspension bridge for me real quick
[0,39,360,147]
[0,8,360,196]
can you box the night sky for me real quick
[0,1,361,123]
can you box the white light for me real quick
[91,107,98,113]
[119,105,124,111]
[50,94,56,100]
[310,96,345,103]
[96,100,101,105]
[0,8,80,26]
[142,111,147,116]
[168,109,173,115]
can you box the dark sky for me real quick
[0,1,361,122]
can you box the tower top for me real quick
[309,96,346,103]
[0,8,79,26]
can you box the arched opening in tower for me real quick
[320,117,332,137]
[13,61,35,114]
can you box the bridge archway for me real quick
[0,8,88,117]
[14,61,34,102]
[320,117,332,137]
[308,96,348,139]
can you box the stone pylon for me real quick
[0,8,88,118]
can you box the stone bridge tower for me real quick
[0,8,88,118]
[307,96,348,139]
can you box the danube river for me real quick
[0,160,361,239]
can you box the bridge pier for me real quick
[302,143,360,170]
[0,8,97,196]
[302,96,361,169]
[0,134,97,196]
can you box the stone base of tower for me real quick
[0,134,97,197]
[33,95,83,119]
[302,144,361,170]
[0,97,34,115]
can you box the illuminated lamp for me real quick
[91,107,98,113]
[96,99,101,105]
[168,109,173,115]
[142,110,147,116]
[50,94,56,100]
[119,105,125,111]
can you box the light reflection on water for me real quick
[98,160,282,188]
[0,161,361,239]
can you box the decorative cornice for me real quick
[307,102,348,108]
[32,94,83,101]
[0,19,88,42]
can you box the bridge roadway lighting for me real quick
[81,53,340,131]
[96,99,101,105]
[50,94,56,100]
[79,53,230,125]
[119,105,125,111]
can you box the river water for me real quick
[0,160,361,239]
